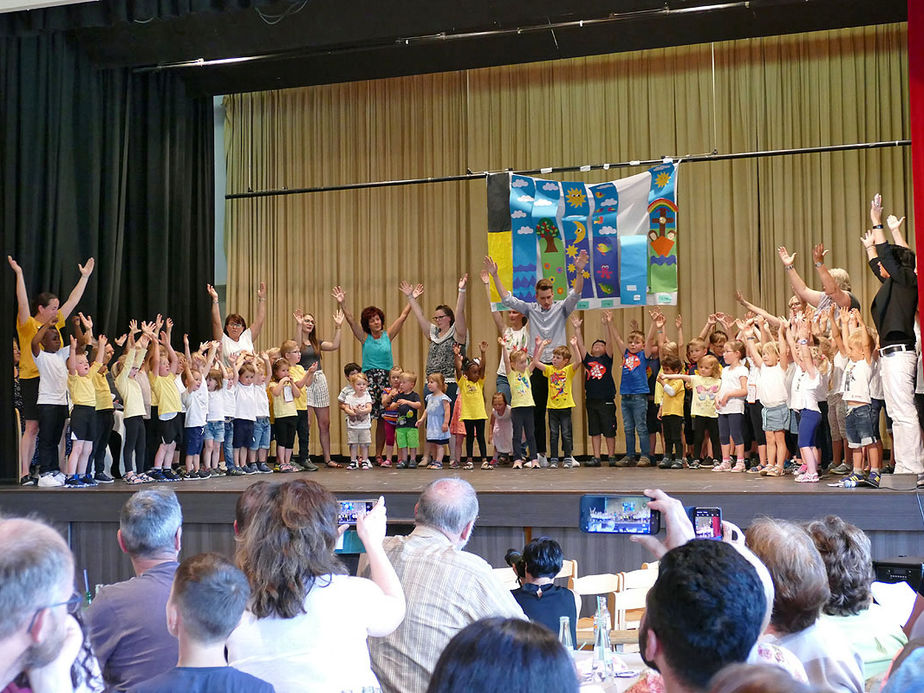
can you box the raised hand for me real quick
[860,230,876,249]
[78,312,93,331]
[399,280,414,296]
[870,193,882,225]
[165,317,174,333]
[331,286,346,304]
[114,334,127,347]
[674,313,682,330]
[777,246,796,266]
[128,319,139,335]
[333,309,344,327]
[78,258,95,277]
[812,243,829,265]
[308,362,318,373]
[97,334,108,348]
[652,312,666,330]
[293,309,305,324]
[412,283,424,299]
[629,318,640,332]
[257,281,266,300]
[453,343,462,356]
[569,336,578,349]
[574,249,590,270]
[458,273,469,290]
[7,256,21,274]
[887,214,906,233]
[570,314,583,329]
[602,310,613,324]
[479,340,489,352]
[206,283,219,301]
[483,255,498,275]
[480,269,491,285]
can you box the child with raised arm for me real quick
[418,373,451,469]
[343,372,373,469]
[64,333,106,487]
[785,319,823,483]
[542,336,582,469]
[270,356,304,472]
[79,313,118,483]
[281,340,318,471]
[181,338,218,480]
[713,339,749,472]
[379,366,404,468]
[502,336,543,469]
[671,355,722,469]
[837,309,882,487]
[114,322,155,483]
[656,356,686,468]
[455,342,489,470]
[571,311,617,467]
[150,321,183,482]
[612,317,658,467]
[230,352,259,474]
[393,371,422,468]
[745,317,791,477]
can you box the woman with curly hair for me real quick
[805,515,906,682]
[332,285,412,464]
[227,480,405,693]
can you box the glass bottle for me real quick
[558,615,574,653]
[592,612,613,680]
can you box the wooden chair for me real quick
[613,567,659,630]
[572,572,622,644]
[492,566,520,591]
[556,558,578,590]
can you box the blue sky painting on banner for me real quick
[486,164,679,310]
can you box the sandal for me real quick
[463,461,474,470]
[124,473,144,485]
[326,461,343,469]
[512,460,523,470]
[481,460,493,470]
[765,467,784,477]
[427,462,443,470]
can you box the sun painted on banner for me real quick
[485,163,679,310]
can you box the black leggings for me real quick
[747,402,766,446]
[661,415,684,458]
[530,369,548,454]
[91,409,119,474]
[37,404,68,475]
[123,415,146,475]
[295,409,309,461]
[693,416,720,461]
[464,419,487,460]
[512,406,537,461]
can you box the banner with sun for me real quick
[486,163,678,310]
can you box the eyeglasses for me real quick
[432,314,448,321]
[27,592,84,631]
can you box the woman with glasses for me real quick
[206,281,267,365]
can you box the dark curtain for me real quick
[0,31,215,483]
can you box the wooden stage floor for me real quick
[2,466,921,532]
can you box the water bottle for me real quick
[558,615,574,654]
[595,596,611,635]
[592,613,613,681]
[843,478,857,488]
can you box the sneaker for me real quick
[209,468,222,477]
[408,459,418,469]
[227,466,246,477]
[463,460,474,470]
[614,456,636,467]
[670,458,684,469]
[746,464,764,474]
[830,463,850,475]
[449,460,461,469]
[242,464,257,475]
[585,457,601,468]
[94,472,114,484]
[347,459,360,470]
[687,459,701,470]
[549,458,559,469]
[19,474,36,486]
[563,457,580,468]
[636,456,652,468]
[381,459,393,468]
[64,475,86,488]
[866,471,881,489]
[699,457,715,469]
[512,459,523,470]
[795,471,819,483]
[279,462,298,472]
[148,468,166,482]
[481,460,493,470]
[730,460,746,473]
[361,459,373,470]
[537,454,549,468]
[256,463,272,474]
[162,468,181,482]
[658,456,672,469]
[396,461,407,469]
[80,474,99,487]
[198,470,211,479]
[712,460,732,472]
[37,471,65,488]
[303,460,319,472]
[845,471,864,485]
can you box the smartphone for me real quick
[579,495,661,535]
[337,499,376,525]
[687,507,723,540]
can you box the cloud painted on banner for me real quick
[516,226,533,235]
[541,182,559,191]
[511,210,527,218]
[534,199,555,207]
[517,195,534,203]
[597,225,617,235]
[601,198,618,206]
[511,178,530,188]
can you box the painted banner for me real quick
[486,163,678,310]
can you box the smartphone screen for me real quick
[579,495,661,535]
[337,499,376,525]
[689,507,722,540]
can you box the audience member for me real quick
[881,638,924,692]
[132,553,274,693]
[227,480,404,693]
[638,540,766,693]
[362,478,525,693]
[805,515,906,681]
[0,517,98,693]
[509,537,576,644]
[232,479,271,535]
[707,663,819,693]
[746,518,863,693]
[86,488,182,692]
[426,617,578,693]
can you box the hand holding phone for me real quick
[579,495,661,535]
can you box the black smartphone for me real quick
[337,499,376,525]
[579,495,661,535]
[687,506,723,540]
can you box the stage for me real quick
[3,467,923,589]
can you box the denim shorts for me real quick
[185,426,205,456]
[204,420,225,442]
[249,417,271,450]
[845,404,879,449]
[761,403,790,432]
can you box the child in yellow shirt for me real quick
[65,334,106,488]
[656,355,687,469]
[543,338,581,469]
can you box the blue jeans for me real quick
[223,418,235,467]
[621,394,650,456]
[495,375,512,405]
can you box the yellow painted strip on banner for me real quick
[487,231,513,306]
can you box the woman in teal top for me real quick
[333,285,412,464]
